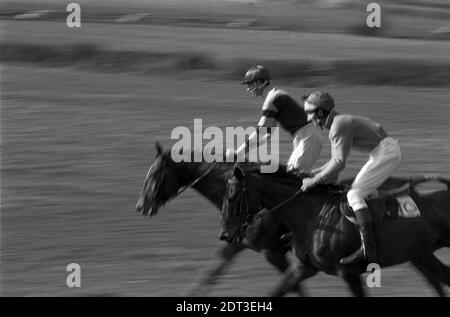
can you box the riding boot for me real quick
[340,208,377,264]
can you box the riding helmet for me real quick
[304,91,335,112]
[242,65,271,84]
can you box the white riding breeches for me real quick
[287,122,323,172]
[347,137,402,211]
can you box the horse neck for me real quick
[174,161,227,209]
[255,176,328,241]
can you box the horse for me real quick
[135,142,294,295]
[220,165,450,296]
[136,142,450,296]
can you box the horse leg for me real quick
[411,253,450,296]
[411,259,445,297]
[269,261,318,297]
[339,270,366,297]
[428,255,450,287]
[264,245,317,296]
[264,249,301,296]
[185,242,246,296]
[264,249,290,272]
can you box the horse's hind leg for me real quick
[185,243,246,296]
[412,253,450,296]
[412,258,445,297]
[422,253,450,287]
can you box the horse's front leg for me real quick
[264,248,290,272]
[339,269,366,297]
[269,261,318,297]
[185,242,246,296]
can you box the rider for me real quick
[226,65,322,173]
[300,91,402,264]
[224,65,323,251]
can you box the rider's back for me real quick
[330,114,388,153]
[262,88,308,136]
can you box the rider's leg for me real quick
[340,203,377,264]
[341,138,401,264]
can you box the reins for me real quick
[167,164,215,201]
[229,182,304,227]
[264,188,304,214]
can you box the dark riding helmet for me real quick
[303,91,335,113]
[242,65,271,84]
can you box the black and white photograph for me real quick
[1,0,450,299]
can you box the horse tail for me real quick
[410,174,450,191]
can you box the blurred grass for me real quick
[1,42,450,87]
[1,64,449,296]
[1,0,449,40]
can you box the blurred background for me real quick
[1,0,450,296]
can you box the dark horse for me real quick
[221,165,450,296]
[136,143,450,296]
[135,143,293,295]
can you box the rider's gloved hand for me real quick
[301,177,317,192]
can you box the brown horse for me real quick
[136,142,450,296]
[220,165,450,296]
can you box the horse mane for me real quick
[166,147,295,175]
[163,147,313,191]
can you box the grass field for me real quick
[2,63,449,296]
[1,1,450,297]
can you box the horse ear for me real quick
[155,141,163,156]
[233,166,245,181]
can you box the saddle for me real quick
[319,180,421,225]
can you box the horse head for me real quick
[219,165,262,243]
[135,142,182,217]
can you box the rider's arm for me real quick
[235,91,279,158]
[311,161,329,175]
[235,114,277,157]
[312,118,353,184]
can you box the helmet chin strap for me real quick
[253,87,263,97]
[248,81,269,97]
[247,85,262,97]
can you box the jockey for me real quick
[226,65,323,173]
[301,91,402,264]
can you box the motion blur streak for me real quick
[1,0,449,296]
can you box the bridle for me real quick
[222,178,255,242]
[168,165,215,201]
[224,179,253,222]
[223,176,304,240]
[148,162,215,206]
